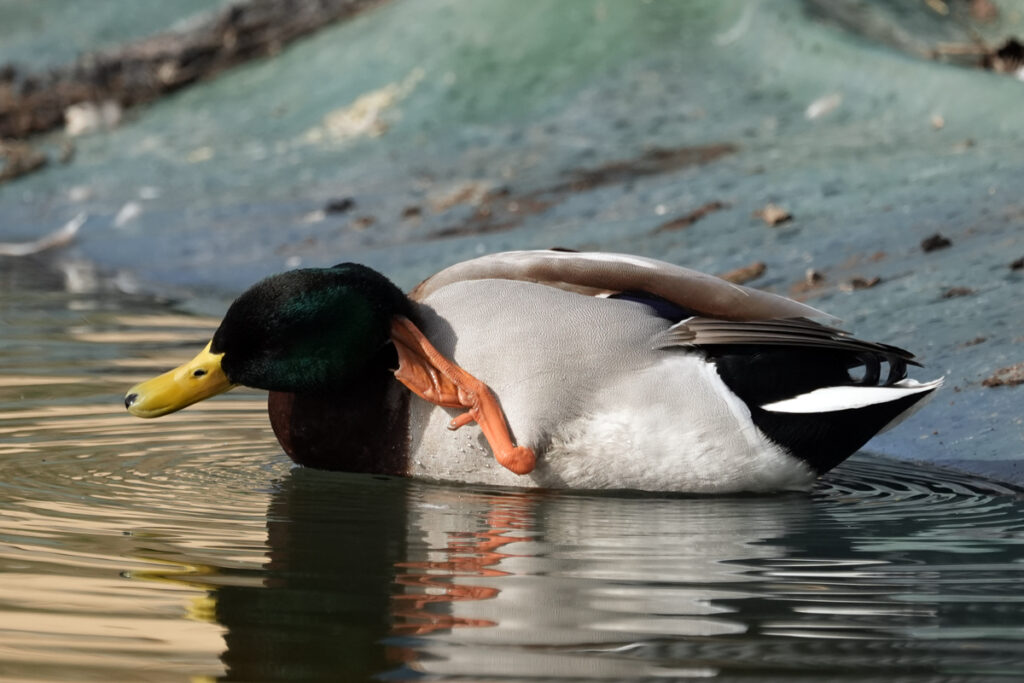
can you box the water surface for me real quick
[2,264,1024,680]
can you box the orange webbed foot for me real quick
[390,316,536,475]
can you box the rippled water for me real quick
[3,264,1024,681]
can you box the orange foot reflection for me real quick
[391,505,532,636]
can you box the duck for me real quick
[124,249,941,493]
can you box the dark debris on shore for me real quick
[0,0,383,141]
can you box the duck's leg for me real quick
[389,316,536,475]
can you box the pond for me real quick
[2,260,1024,681]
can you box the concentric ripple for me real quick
[0,285,289,680]
[2,281,1024,680]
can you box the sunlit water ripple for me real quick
[2,270,1024,680]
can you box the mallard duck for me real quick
[125,250,940,493]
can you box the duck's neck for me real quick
[268,346,412,474]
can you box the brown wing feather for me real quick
[410,250,831,322]
[660,317,919,368]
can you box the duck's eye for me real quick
[192,369,208,378]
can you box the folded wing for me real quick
[411,249,832,322]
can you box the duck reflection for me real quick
[213,470,409,681]
[199,459,1024,680]
[208,468,817,680]
[394,490,816,679]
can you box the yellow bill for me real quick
[125,341,235,417]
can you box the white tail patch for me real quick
[761,378,944,414]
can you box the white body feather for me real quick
[407,279,817,493]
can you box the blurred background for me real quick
[1,0,1023,475]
